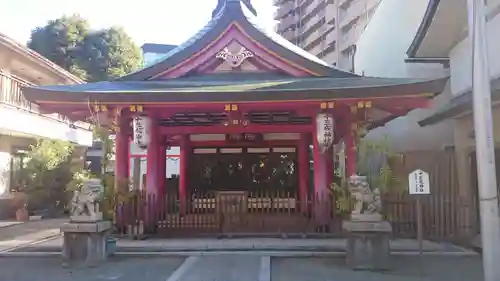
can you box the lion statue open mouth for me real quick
[347,175,382,216]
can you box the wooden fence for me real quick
[385,149,473,242]
[116,150,469,240]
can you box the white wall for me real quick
[449,9,500,95]
[354,0,445,78]
[0,151,10,196]
[353,0,453,151]
[0,104,92,146]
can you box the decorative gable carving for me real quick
[215,46,254,68]
[153,24,312,79]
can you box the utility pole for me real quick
[466,0,500,280]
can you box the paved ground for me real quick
[0,219,65,252]
[0,221,23,228]
[177,255,263,281]
[272,256,484,281]
[0,256,184,281]
[0,254,483,281]
[12,237,474,254]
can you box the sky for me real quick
[0,0,276,46]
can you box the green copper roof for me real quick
[23,74,448,103]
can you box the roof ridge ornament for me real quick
[216,47,254,68]
[212,0,257,18]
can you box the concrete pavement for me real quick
[0,255,483,281]
[0,219,65,252]
[0,256,184,281]
[10,237,476,255]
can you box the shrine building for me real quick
[23,0,447,235]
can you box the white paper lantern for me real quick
[132,116,150,149]
[316,113,334,153]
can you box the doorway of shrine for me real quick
[189,146,298,196]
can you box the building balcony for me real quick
[273,0,292,6]
[0,71,92,146]
[301,14,324,36]
[325,28,338,45]
[339,24,364,50]
[339,0,354,9]
[308,42,327,57]
[280,28,298,42]
[300,0,323,19]
[0,72,37,112]
[274,2,295,20]
[276,14,299,33]
[303,19,329,45]
[320,50,338,66]
[339,0,369,29]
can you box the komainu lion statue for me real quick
[70,179,102,219]
[348,175,382,215]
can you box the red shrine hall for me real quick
[24,0,447,235]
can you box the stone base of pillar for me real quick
[343,220,392,271]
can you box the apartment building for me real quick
[274,0,380,71]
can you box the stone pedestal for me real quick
[61,221,111,267]
[342,220,392,271]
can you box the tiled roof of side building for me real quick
[141,43,178,54]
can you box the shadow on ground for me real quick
[272,256,483,281]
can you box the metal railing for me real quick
[0,71,36,111]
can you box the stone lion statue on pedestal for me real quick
[70,179,103,221]
[347,175,382,221]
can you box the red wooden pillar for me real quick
[146,116,160,197]
[298,133,309,212]
[326,149,333,188]
[158,143,167,196]
[114,115,129,190]
[313,134,329,195]
[179,135,190,215]
[312,123,329,228]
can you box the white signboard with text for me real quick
[408,169,430,195]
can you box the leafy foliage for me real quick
[331,135,406,215]
[356,135,406,193]
[28,15,143,82]
[331,179,353,215]
[20,140,75,212]
[93,125,133,222]
[27,15,90,80]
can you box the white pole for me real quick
[466,0,500,280]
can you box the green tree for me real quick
[27,15,89,80]
[20,140,75,212]
[79,27,143,81]
[28,15,143,82]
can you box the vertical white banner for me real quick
[316,113,334,153]
[133,116,151,149]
